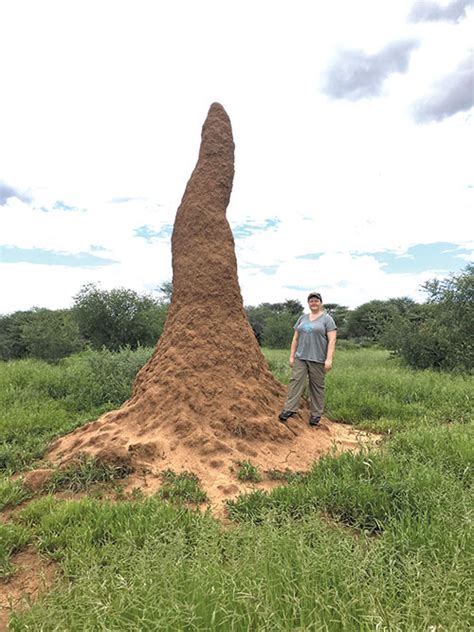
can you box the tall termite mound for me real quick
[49,103,294,470]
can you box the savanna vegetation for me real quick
[0,345,472,629]
[1,264,472,372]
[0,264,472,628]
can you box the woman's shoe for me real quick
[278,410,296,421]
[309,415,321,426]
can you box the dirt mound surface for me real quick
[48,103,377,502]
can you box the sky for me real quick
[0,0,473,314]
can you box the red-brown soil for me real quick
[0,547,57,631]
[46,102,378,510]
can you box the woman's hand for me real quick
[289,356,295,367]
[324,358,333,372]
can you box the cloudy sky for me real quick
[1,0,472,313]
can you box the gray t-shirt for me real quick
[294,312,337,363]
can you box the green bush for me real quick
[73,284,167,351]
[262,312,295,348]
[383,265,473,371]
[0,308,84,362]
[246,300,303,346]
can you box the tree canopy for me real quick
[73,284,167,351]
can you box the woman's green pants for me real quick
[284,357,326,416]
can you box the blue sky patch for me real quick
[109,196,146,204]
[53,200,79,211]
[0,245,118,267]
[259,264,278,275]
[297,252,324,260]
[231,218,280,239]
[241,262,279,275]
[371,242,471,274]
[134,224,173,241]
[40,200,83,212]
[285,284,310,291]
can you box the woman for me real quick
[279,292,337,426]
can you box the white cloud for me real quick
[413,55,474,122]
[0,0,472,314]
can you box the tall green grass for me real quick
[1,346,473,630]
[8,470,473,631]
[0,522,31,578]
[264,347,472,432]
[0,347,153,472]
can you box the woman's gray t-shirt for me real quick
[294,312,337,363]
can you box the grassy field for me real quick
[0,347,472,630]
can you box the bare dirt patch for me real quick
[115,416,379,517]
[0,547,57,631]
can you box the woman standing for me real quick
[279,292,337,426]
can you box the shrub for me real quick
[383,265,473,371]
[73,284,167,351]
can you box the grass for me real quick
[226,425,472,532]
[0,346,472,630]
[264,347,472,433]
[265,468,306,482]
[46,454,133,494]
[8,484,473,630]
[0,347,154,473]
[235,460,263,482]
[0,476,31,511]
[0,522,31,578]
[157,469,208,504]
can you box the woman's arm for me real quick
[289,331,299,367]
[325,330,337,372]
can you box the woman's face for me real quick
[308,297,322,310]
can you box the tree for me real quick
[156,281,173,304]
[245,300,303,346]
[262,312,296,348]
[384,265,473,371]
[345,300,399,342]
[0,308,84,361]
[73,284,167,351]
[21,308,84,361]
[245,304,273,345]
[281,299,304,316]
[324,303,350,339]
[0,310,33,360]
